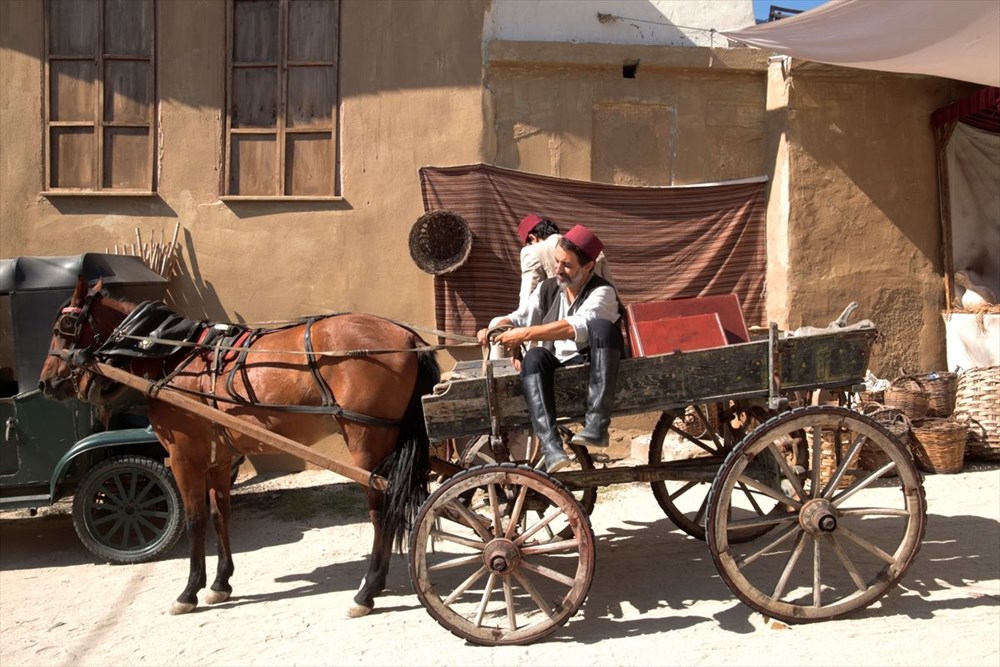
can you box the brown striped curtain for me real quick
[419,164,767,338]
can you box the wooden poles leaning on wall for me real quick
[107,222,180,279]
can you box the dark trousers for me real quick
[521,319,625,380]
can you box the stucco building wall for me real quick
[1,0,487,331]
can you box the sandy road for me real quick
[1,459,998,667]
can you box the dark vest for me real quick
[536,274,629,358]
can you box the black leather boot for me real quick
[571,348,621,449]
[521,373,570,473]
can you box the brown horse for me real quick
[39,277,440,617]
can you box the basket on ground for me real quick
[408,210,473,275]
[953,365,1000,461]
[924,371,958,417]
[909,418,966,474]
[858,405,908,476]
[884,375,930,420]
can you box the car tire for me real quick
[71,455,185,564]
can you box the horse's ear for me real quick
[72,275,90,303]
[92,278,104,294]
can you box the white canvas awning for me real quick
[722,0,1000,87]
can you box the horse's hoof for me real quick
[346,603,373,618]
[169,600,197,615]
[206,589,231,605]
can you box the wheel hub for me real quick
[482,539,521,575]
[799,498,838,534]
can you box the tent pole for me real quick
[934,121,958,312]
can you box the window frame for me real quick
[43,0,157,196]
[222,0,341,201]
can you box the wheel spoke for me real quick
[504,486,530,540]
[839,507,912,518]
[429,528,486,550]
[822,432,865,498]
[442,565,489,606]
[809,426,822,497]
[836,524,897,564]
[445,498,493,541]
[510,569,557,620]
[823,533,868,592]
[515,506,565,546]
[429,553,484,572]
[812,536,822,607]
[735,473,799,509]
[767,442,806,501]
[521,560,576,587]
[735,521,800,568]
[668,480,698,502]
[474,572,498,627]
[99,481,125,507]
[736,480,765,516]
[503,576,517,631]
[487,483,505,537]
[521,538,580,556]
[771,529,808,599]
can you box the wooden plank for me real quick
[51,126,95,188]
[422,329,876,442]
[93,363,383,490]
[285,132,332,196]
[103,127,150,189]
[230,133,277,195]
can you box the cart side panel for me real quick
[423,340,770,442]
[778,329,877,391]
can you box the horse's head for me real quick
[39,276,132,405]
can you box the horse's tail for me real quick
[374,347,441,552]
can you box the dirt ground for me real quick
[2,448,999,667]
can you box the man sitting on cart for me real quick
[477,224,625,473]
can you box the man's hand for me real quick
[495,327,531,351]
[476,328,491,347]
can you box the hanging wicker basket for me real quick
[408,210,473,275]
[924,371,958,417]
[953,365,1000,461]
[858,405,909,477]
[884,375,930,420]
[909,418,966,474]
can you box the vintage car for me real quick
[1,253,193,564]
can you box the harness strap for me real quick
[304,317,336,408]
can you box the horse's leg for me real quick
[205,455,235,605]
[152,409,210,615]
[343,422,398,618]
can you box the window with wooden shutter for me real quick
[45,0,156,193]
[225,0,339,198]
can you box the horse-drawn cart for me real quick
[40,279,924,646]
[410,322,925,645]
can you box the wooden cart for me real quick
[410,324,926,645]
[95,322,926,647]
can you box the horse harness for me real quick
[54,299,402,429]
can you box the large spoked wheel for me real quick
[650,405,775,542]
[461,433,597,541]
[409,463,595,646]
[706,406,926,623]
[72,455,185,564]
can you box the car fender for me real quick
[49,426,161,499]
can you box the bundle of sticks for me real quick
[107,222,180,278]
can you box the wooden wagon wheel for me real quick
[460,432,597,541]
[649,403,776,542]
[408,463,595,646]
[706,406,926,623]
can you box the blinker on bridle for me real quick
[49,291,105,368]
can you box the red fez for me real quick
[563,224,603,262]
[517,213,544,243]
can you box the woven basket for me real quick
[858,390,885,404]
[884,375,930,420]
[810,429,857,489]
[953,366,1000,461]
[408,210,473,275]
[674,403,722,439]
[858,405,908,476]
[924,371,958,417]
[909,418,966,474]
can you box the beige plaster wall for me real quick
[1,0,486,332]
[484,41,769,184]
[767,60,980,376]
